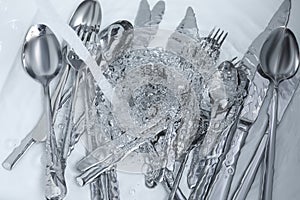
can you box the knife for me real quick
[204,0,291,199]
[133,0,165,48]
[231,133,269,200]
[2,66,70,170]
[232,61,300,200]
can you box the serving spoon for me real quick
[259,26,299,200]
[22,24,64,199]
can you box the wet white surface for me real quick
[0,0,300,199]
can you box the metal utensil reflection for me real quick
[64,1,103,200]
[22,24,65,200]
[205,1,292,199]
[86,19,133,200]
[61,0,102,160]
[259,26,299,200]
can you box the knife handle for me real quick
[90,173,107,200]
[2,133,35,170]
[2,66,71,171]
[232,134,268,200]
[205,122,250,200]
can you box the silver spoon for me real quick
[259,26,299,200]
[22,24,64,199]
[61,0,102,160]
[67,1,103,200]
[98,20,133,64]
[69,0,102,29]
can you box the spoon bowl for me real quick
[69,0,102,29]
[22,24,65,199]
[99,20,133,63]
[260,26,299,85]
[22,24,62,86]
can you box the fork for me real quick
[61,24,100,161]
[200,27,228,58]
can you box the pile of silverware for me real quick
[2,0,300,200]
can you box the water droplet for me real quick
[105,52,111,58]
[10,20,19,30]
[225,159,232,166]
[0,1,8,12]
[5,138,19,149]
[129,188,136,195]
[227,167,234,175]
[214,122,220,129]
[58,123,65,129]
[141,163,152,175]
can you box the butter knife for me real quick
[205,0,291,199]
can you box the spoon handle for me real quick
[2,66,71,171]
[262,86,278,200]
[61,70,81,160]
[44,84,66,200]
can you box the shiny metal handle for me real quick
[106,167,120,200]
[76,138,145,186]
[52,65,71,115]
[205,123,250,200]
[232,134,268,200]
[263,87,278,200]
[168,152,189,200]
[164,172,187,200]
[44,85,66,200]
[90,174,107,200]
[76,132,149,172]
[76,163,110,187]
[189,157,219,200]
[2,66,70,171]
[90,169,121,200]
[2,133,35,170]
[61,70,81,160]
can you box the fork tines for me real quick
[208,27,228,48]
[74,24,101,45]
[200,27,228,58]
[231,56,240,66]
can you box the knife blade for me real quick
[133,0,165,48]
[205,0,291,199]
[2,66,71,170]
[231,49,300,200]
[231,133,269,200]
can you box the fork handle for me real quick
[232,134,268,200]
[2,133,35,170]
[204,123,250,200]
